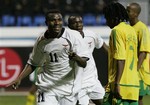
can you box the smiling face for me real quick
[46,13,63,36]
[68,16,83,32]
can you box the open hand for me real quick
[6,78,21,90]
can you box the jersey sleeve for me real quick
[27,36,46,66]
[138,26,150,53]
[112,29,126,60]
[95,33,104,49]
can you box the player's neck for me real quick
[79,31,84,38]
[45,28,64,38]
[130,18,139,26]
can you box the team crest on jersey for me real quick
[62,44,69,48]
[88,42,92,48]
[62,44,70,54]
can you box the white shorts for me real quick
[37,91,61,105]
[78,94,90,105]
[60,95,78,105]
[37,91,79,105]
[78,80,105,105]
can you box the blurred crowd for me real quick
[0,0,118,26]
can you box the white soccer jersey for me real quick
[81,29,104,88]
[27,28,89,96]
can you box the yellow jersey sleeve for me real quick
[134,21,150,52]
[111,29,126,60]
[133,21,150,85]
[138,27,150,52]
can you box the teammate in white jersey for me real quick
[7,10,89,105]
[68,15,108,105]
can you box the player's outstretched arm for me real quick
[6,64,34,89]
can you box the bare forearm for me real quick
[73,55,87,68]
[115,60,125,84]
[69,52,88,68]
[138,52,146,70]
[7,64,35,88]
[18,64,34,80]
[102,42,109,53]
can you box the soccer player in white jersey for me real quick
[7,10,89,105]
[67,15,108,105]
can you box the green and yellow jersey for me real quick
[108,22,139,100]
[133,21,150,85]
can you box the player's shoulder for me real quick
[34,32,46,46]
[136,21,148,29]
[64,28,82,39]
[65,28,81,35]
[65,28,75,33]
[83,29,97,38]
[113,22,124,29]
[83,29,95,34]
[113,22,131,32]
[137,21,146,26]
[37,33,45,41]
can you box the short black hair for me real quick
[45,9,61,21]
[130,2,141,15]
[68,15,81,24]
[103,2,129,22]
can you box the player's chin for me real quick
[53,28,62,33]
